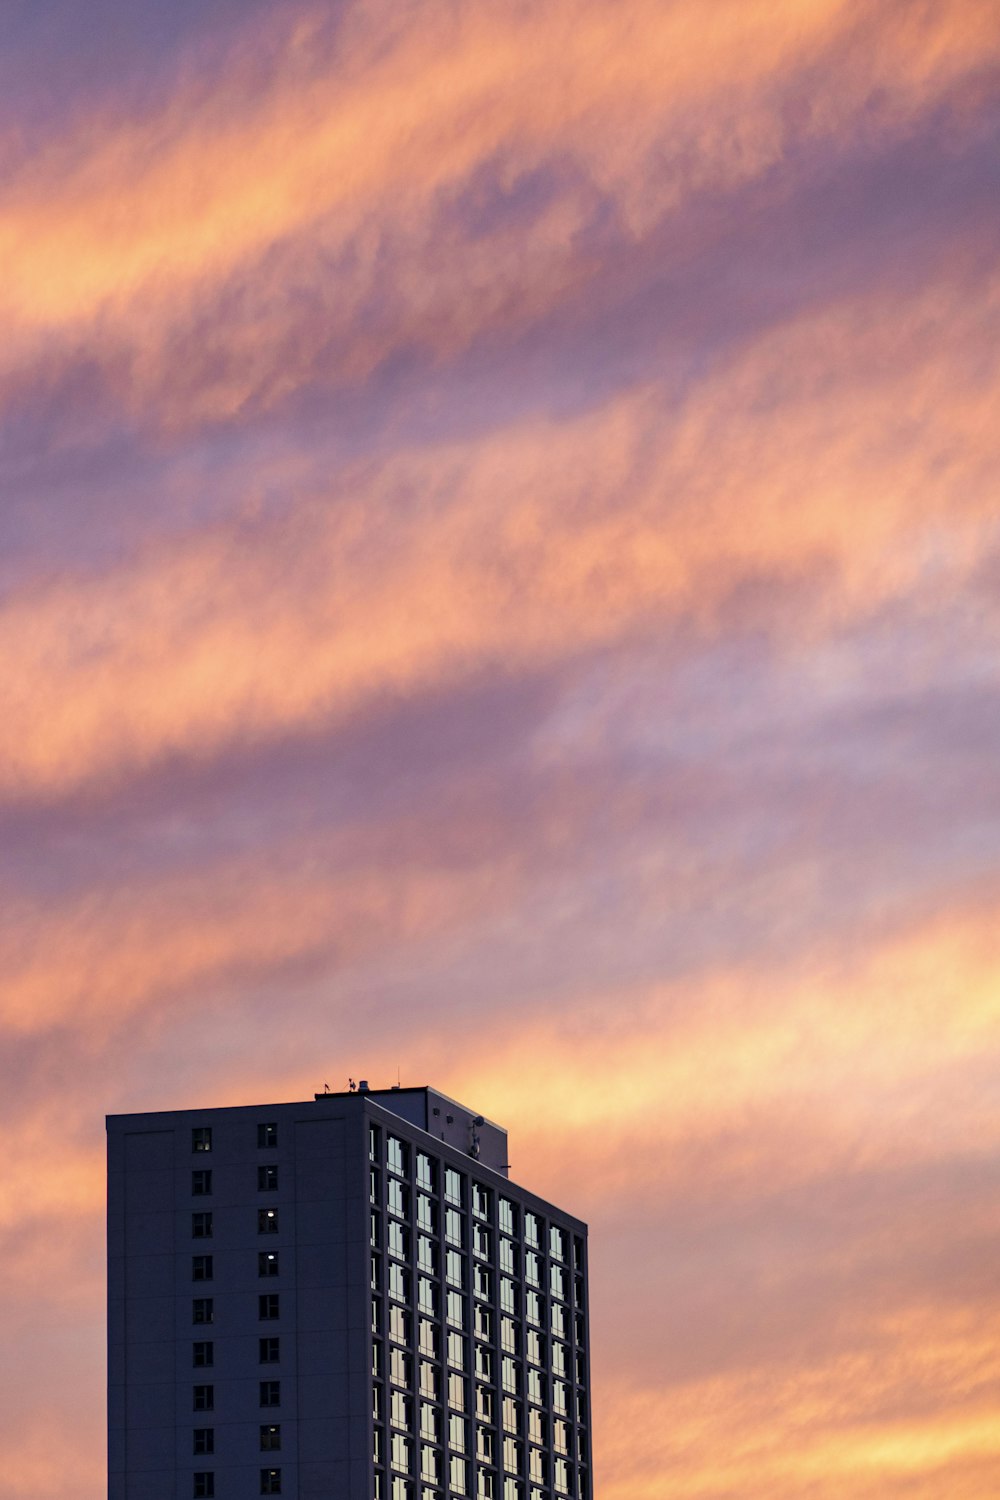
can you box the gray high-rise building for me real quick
[108,1085,592,1500]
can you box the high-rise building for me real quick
[108,1085,592,1500]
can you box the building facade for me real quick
[108,1086,592,1500]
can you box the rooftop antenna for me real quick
[349,1078,356,1092]
[323,1082,330,1094]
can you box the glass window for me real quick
[421,1402,441,1442]
[504,1479,523,1500]
[388,1138,409,1177]
[474,1304,492,1342]
[389,1306,410,1345]
[477,1386,494,1423]
[193,1429,214,1456]
[419,1361,440,1400]
[527,1370,545,1407]
[418,1277,437,1316]
[504,1437,521,1474]
[551,1302,566,1337]
[259,1381,281,1407]
[259,1293,280,1320]
[474,1223,491,1260]
[418,1319,438,1357]
[388,1221,409,1261]
[553,1381,568,1416]
[259,1250,279,1277]
[388,1179,409,1220]
[500,1279,517,1315]
[499,1199,516,1236]
[475,1346,493,1381]
[448,1371,466,1410]
[474,1265,492,1301]
[258,1122,278,1149]
[193,1341,213,1367]
[258,1208,279,1234]
[501,1357,519,1395]
[193,1474,215,1498]
[390,1348,411,1388]
[499,1239,516,1274]
[450,1456,467,1495]
[192,1255,213,1281]
[526,1292,542,1328]
[391,1433,412,1473]
[529,1450,547,1484]
[192,1169,212,1195]
[502,1397,520,1434]
[472,1183,491,1219]
[525,1253,540,1288]
[478,1469,496,1499]
[552,1341,567,1376]
[421,1446,442,1483]
[390,1390,412,1429]
[550,1265,565,1301]
[554,1420,569,1455]
[449,1413,468,1451]
[444,1168,463,1206]
[528,1410,546,1445]
[259,1337,280,1363]
[372,1298,383,1336]
[417,1235,436,1273]
[526,1330,544,1368]
[260,1424,281,1451]
[192,1212,213,1239]
[549,1225,565,1261]
[416,1153,435,1190]
[554,1457,570,1494]
[391,1479,413,1500]
[501,1317,518,1354]
[369,1123,381,1161]
[193,1386,214,1411]
[192,1127,212,1153]
[417,1194,436,1232]
[371,1168,381,1205]
[388,1263,410,1304]
[524,1213,539,1248]
[258,1164,279,1192]
[446,1249,464,1287]
[192,1298,213,1325]
[260,1469,282,1495]
[447,1330,465,1369]
[447,1290,464,1329]
[372,1253,383,1292]
[445,1209,464,1247]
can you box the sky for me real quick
[1,1,999,1495]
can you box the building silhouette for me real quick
[108,1085,591,1500]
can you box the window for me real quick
[528,1409,546,1445]
[551,1302,566,1338]
[371,1167,381,1205]
[550,1265,565,1301]
[392,1478,413,1500]
[372,1297,383,1336]
[260,1469,282,1495]
[552,1341,567,1376]
[193,1474,215,1498]
[447,1330,465,1369]
[419,1361,440,1400]
[421,1445,442,1483]
[525,1253,540,1288]
[478,1470,496,1500]
[524,1213,539,1248]
[477,1386,495,1423]
[390,1390,412,1429]
[387,1179,409,1220]
[391,1434,412,1473]
[372,1253,382,1292]
[474,1223,491,1260]
[500,1279,517,1315]
[448,1372,466,1410]
[259,1251,279,1277]
[388,1263,409,1304]
[473,1265,492,1301]
[446,1249,464,1288]
[193,1386,214,1411]
[502,1396,520,1434]
[417,1236,436,1273]
[445,1168,463,1206]
[499,1199,516,1236]
[554,1420,569,1455]
[258,1122,278,1149]
[475,1304,492,1342]
[420,1403,441,1442]
[388,1306,410,1345]
[447,1290,464,1329]
[417,1194,436,1232]
[193,1342,213,1368]
[501,1317,518,1354]
[416,1153,435,1190]
[192,1255,214,1281]
[526,1330,543,1367]
[388,1221,409,1261]
[258,1164,279,1192]
[526,1292,542,1328]
[192,1212,213,1239]
[445,1209,463,1247]
[502,1357,519,1395]
[259,1294,280,1320]
[472,1183,491,1219]
[499,1239,517,1274]
[449,1413,468,1451]
[193,1429,214,1455]
[549,1225,565,1261]
[370,1123,381,1161]
[258,1208,279,1234]
[259,1337,280,1363]
[418,1277,437,1316]
[192,1170,212,1195]
[529,1450,547,1484]
[418,1319,438,1357]
[260,1380,281,1407]
[475,1347,493,1382]
[527,1370,546,1406]
[389,1348,411,1387]
[192,1127,213,1153]
[553,1381,568,1416]
[192,1298,214,1325]
[504,1437,521,1474]
[260,1424,281,1451]
[387,1137,409,1177]
[504,1481,523,1500]
[450,1455,468,1495]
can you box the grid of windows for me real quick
[370,1130,590,1500]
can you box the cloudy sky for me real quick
[2,1,999,1496]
